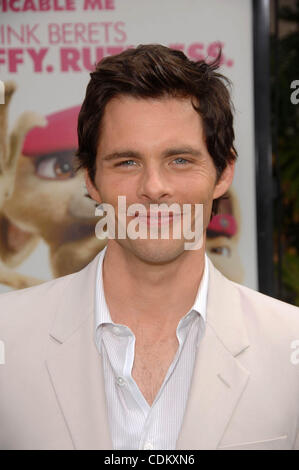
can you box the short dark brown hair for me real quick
[76,44,237,213]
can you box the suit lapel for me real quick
[176,258,251,450]
[45,251,113,450]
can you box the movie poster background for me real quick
[0,0,258,293]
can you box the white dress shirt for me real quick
[94,246,209,450]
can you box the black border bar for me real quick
[253,0,274,296]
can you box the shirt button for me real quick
[116,376,126,387]
[144,442,154,450]
[112,326,122,336]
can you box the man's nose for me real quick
[137,166,172,202]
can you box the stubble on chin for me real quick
[116,237,188,266]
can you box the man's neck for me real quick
[102,240,206,337]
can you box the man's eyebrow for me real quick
[101,147,202,161]
[162,147,202,158]
[102,150,141,161]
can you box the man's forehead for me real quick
[100,94,203,137]
[97,95,206,159]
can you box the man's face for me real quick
[86,94,234,264]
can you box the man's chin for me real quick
[118,237,189,265]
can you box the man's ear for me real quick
[84,169,102,204]
[212,160,235,200]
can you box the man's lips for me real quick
[134,211,182,226]
[134,211,182,217]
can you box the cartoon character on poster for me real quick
[206,188,244,283]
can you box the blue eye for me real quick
[116,160,136,167]
[173,158,189,165]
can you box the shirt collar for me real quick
[94,245,209,332]
[190,252,209,322]
[94,245,112,330]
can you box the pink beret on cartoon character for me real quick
[207,214,237,237]
[22,106,81,156]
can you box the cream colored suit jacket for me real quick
[0,252,299,450]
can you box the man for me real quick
[0,44,299,450]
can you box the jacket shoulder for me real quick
[230,278,299,335]
[233,279,299,313]
[0,272,76,330]
[0,250,100,346]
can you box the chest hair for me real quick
[132,335,179,406]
